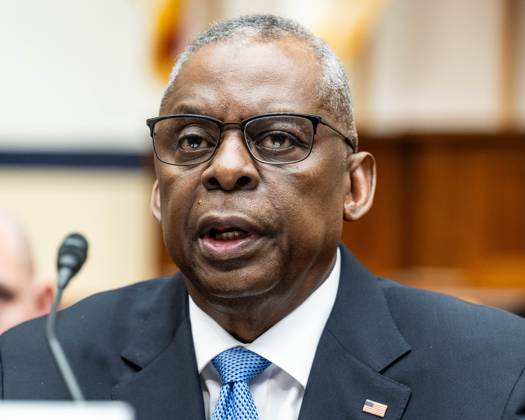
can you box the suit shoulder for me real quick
[377,276,525,348]
[62,275,177,316]
[0,275,180,350]
[0,275,186,400]
[68,275,177,309]
[374,278,525,418]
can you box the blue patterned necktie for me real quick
[211,346,271,420]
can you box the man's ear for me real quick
[34,281,53,316]
[150,180,162,223]
[343,152,376,221]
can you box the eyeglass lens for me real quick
[244,115,313,163]
[152,115,315,165]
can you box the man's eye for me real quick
[0,287,15,302]
[178,135,212,151]
[257,132,298,150]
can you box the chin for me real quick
[191,265,283,301]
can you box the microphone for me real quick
[56,233,88,289]
[45,233,88,401]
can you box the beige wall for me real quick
[0,168,159,305]
[364,0,504,132]
[516,0,525,129]
[0,0,162,150]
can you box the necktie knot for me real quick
[212,346,270,384]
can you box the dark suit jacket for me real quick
[1,246,525,419]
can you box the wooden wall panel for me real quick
[343,133,525,292]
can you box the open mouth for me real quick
[206,227,251,241]
[197,215,266,260]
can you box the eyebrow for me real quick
[165,105,305,119]
[168,104,205,115]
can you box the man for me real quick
[0,212,52,334]
[1,14,525,420]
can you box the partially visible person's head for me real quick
[0,212,53,334]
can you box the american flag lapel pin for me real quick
[362,399,388,417]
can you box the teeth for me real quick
[215,231,244,240]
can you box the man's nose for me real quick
[201,131,260,191]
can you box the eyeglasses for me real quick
[146,112,357,166]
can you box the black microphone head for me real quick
[57,233,88,278]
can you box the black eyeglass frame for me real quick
[146,112,358,166]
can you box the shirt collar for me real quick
[189,248,340,388]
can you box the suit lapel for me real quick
[111,274,205,420]
[299,246,412,420]
[298,331,411,420]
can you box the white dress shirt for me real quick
[189,248,340,420]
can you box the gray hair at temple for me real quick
[161,14,356,134]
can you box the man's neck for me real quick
[185,251,338,342]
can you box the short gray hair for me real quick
[161,14,355,134]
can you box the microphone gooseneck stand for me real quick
[45,233,88,402]
[45,284,85,401]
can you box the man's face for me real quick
[152,37,355,315]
